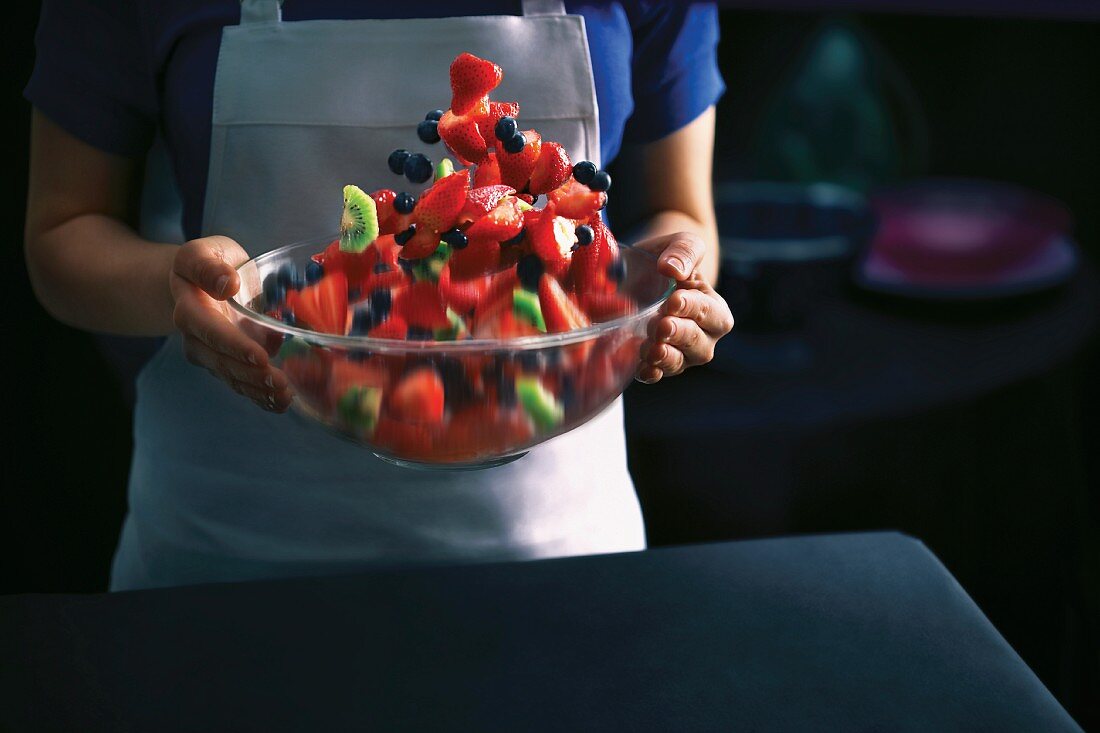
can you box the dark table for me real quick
[0,532,1082,732]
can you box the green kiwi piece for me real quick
[513,288,546,332]
[434,158,455,181]
[433,308,468,341]
[516,376,563,431]
[339,185,379,253]
[276,337,312,362]
[337,385,382,434]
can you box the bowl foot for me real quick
[374,452,529,471]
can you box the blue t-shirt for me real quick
[26,1,724,241]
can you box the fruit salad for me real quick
[239,53,669,466]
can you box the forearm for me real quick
[627,210,720,287]
[25,214,178,336]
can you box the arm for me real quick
[611,107,734,383]
[24,111,292,410]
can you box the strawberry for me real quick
[328,358,389,408]
[538,273,591,333]
[438,263,484,313]
[450,53,503,116]
[367,314,408,340]
[438,111,487,165]
[497,129,541,191]
[281,350,332,411]
[374,415,435,460]
[472,266,519,322]
[528,142,572,195]
[473,308,541,339]
[448,235,501,280]
[473,152,502,187]
[390,367,446,424]
[547,178,606,220]
[394,280,451,330]
[466,195,526,241]
[414,169,470,233]
[529,205,577,278]
[286,271,349,335]
[399,226,444,260]
[477,101,520,138]
[460,184,516,223]
[371,189,398,234]
[571,214,619,294]
[580,291,637,322]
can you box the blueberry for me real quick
[397,258,414,274]
[305,260,324,285]
[589,170,612,192]
[290,270,308,291]
[502,228,526,247]
[348,286,362,303]
[425,109,445,122]
[517,254,544,291]
[607,257,626,283]
[276,263,295,288]
[350,307,375,335]
[373,262,392,274]
[574,225,594,246]
[417,119,440,144]
[280,309,296,327]
[441,228,468,250]
[572,160,597,185]
[517,351,544,372]
[560,375,576,409]
[368,288,392,321]
[263,273,283,306]
[503,131,527,154]
[388,149,411,175]
[494,116,517,142]
[404,153,433,184]
[394,192,416,215]
[408,327,434,341]
[498,374,516,407]
[395,224,416,246]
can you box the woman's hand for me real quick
[170,236,293,412]
[633,232,733,384]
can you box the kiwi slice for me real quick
[339,184,379,253]
[276,336,312,362]
[337,385,382,434]
[433,307,469,341]
[517,376,563,431]
[411,241,451,282]
[513,288,546,332]
[434,158,455,181]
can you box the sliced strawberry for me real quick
[477,101,520,138]
[414,169,470,233]
[359,266,408,296]
[580,291,637,322]
[547,178,606,220]
[398,226,444,260]
[466,195,526,241]
[374,415,435,459]
[528,142,572,195]
[497,129,542,191]
[286,271,349,335]
[394,280,450,330]
[473,152,501,188]
[328,358,389,409]
[438,263,484,313]
[538,273,591,333]
[371,189,398,234]
[473,308,542,339]
[529,205,577,278]
[449,235,502,280]
[460,184,516,223]
[367,315,408,340]
[282,350,332,412]
[472,266,519,321]
[571,214,619,295]
[439,111,487,165]
[390,367,445,424]
[450,53,503,116]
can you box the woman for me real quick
[24,0,733,590]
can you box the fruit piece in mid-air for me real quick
[414,169,470,233]
[340,185,379,253]
[404,153,434,184]
[390,367,446,424]
[547,178,606,220]
[337,385,383,435]
[449,53,503,116]
[437,263,484,313]
[438,110,488,165]
[448,235,501,280]
[434,157,455,181]
[399,225,445,260]
[571,214,619,294]
[473,152,501,187]
[483,102,520,139]
[497,129,541,191]
[572,160,597,185]
[370,189,398,235]
[538,273,591,333]
[516,375,564,431]
[512,287,547,332]
[460,184,516,223]
[286,271,349,335]
[417,119,441,144]
[528,142,572,195]
[465,195,526,241]
[529,205,577,278]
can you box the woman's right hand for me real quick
[170,236,294,412]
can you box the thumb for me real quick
[174,235,249,300]
[636,232,706,282]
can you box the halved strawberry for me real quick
[477,101,520,139]
[399,226,444,260]
[371,189,398,234]
[466,195,526,241]
[449,235,502,280]
[390,367,445,424]
[328,358,389,408]
[497,129,542,191]
[438,263,484,313]
[460,184,516,223]
[528,142,572,195]
[473,308,542,339]
[547,178,606,220]
[439,111,487,165]
[473,152,502,187]
[571,214,619,295]
[286,271,349,335]
[472,266,519,322]
[450,53,503,116]
[538,273,591,333]
[368,314,408,340]
[394,281,451,330]
[580,291,637,322]
[414,169,470,233]
[529,205,577,278]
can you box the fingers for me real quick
[634,232,707,282]
[173,235,250,300]
[662,288,734,336]
[183,339,294,412]
[173,287,270,368]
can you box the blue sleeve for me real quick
[24,0,157,157]
[623,1,725,144]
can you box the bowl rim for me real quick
[228,234,675,353]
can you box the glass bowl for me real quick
[229,236,674,470]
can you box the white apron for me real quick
[111,0,644,590]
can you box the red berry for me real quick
[414,169,470,234]
[438,111,487,165]
[449,235,502,280]
[497,129,542,191]
[466,195,526,241]
[390,367,446,424]
[528,142,573,195]
[286,271,349,335]
[394,281,451,330]
[450,53,503,116]
[473,152,502,187]
[547,178,606,220]
[460,184,516,223]
[370,189,398,234]
[529,204,576,279]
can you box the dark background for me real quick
[4,2,1098,727]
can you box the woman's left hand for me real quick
[634,232,734,384]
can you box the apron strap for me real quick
[520,0,567,16]
[240,0,282,24]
